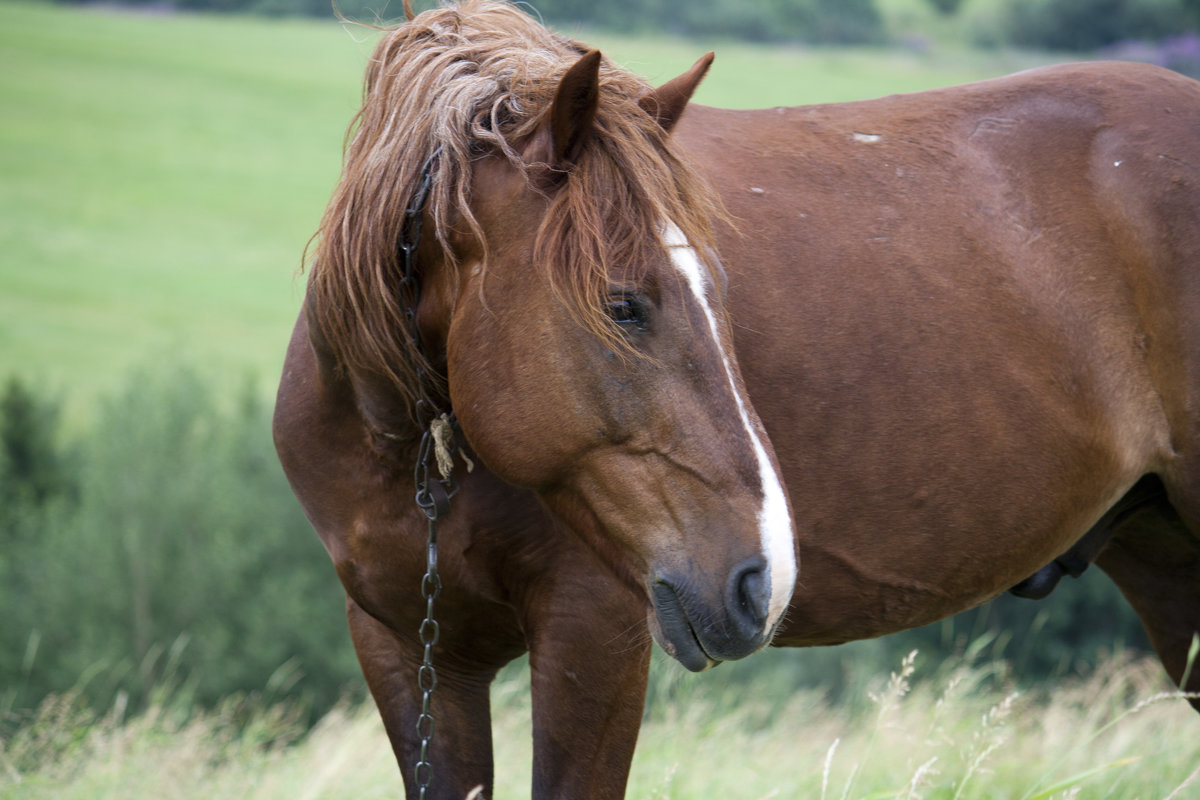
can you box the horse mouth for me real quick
[650,582,721,672]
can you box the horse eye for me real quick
[606,294,650,331]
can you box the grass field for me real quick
[5,650,1198,799]
[0,1,1068,424]
[0,3,364,420]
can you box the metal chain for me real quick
[400,148,455,800]
[414,506,439,798]
[413,426,454,799]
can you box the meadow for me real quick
[0,0,1061,422]
[6,650,1200,798]
[5,2,1198,798]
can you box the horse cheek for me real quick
[446,309,597,489]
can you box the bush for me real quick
[0,368,359,726]
[557,0,887,44]
[60,0,887,44]
[0,378,73,514]
[926,0,965,16]
[1002,0,1193,51]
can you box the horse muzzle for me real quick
[648,556,775,672]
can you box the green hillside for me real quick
[0,4,364,418]
[0,1,1062,423]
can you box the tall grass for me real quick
[3,651,1197,799]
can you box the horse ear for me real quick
[535,49,602,170]
[638,52,714,133]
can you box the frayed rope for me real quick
[430,413,474,480]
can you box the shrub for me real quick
[1002,0,1193,51]
[614,0,886,44]
[927,0,965,15]
[0,368,359,726]
[78,0,889,45]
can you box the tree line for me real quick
[0,367,1152,727]
[54,0,1200,51]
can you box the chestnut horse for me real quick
[273,1,1200,796]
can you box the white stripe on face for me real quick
[663,223,797,629]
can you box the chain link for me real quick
[414,476,441,798]
[413,419,459,799]
[401,148,455,800]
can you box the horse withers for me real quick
[273,2,1200,796]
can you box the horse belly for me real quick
[767,304,1157,642]
[761,202,1162,641]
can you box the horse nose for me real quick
[649,558,776,669]
[726,555,770,639]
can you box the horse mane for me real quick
[307,0,725,429]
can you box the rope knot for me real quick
[429,413,474,480]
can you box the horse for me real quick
[272,1,1200,796]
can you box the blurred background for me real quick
[3,0,1200,794]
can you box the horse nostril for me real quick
[727,556,770,634]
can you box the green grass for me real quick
[0,1,1068,424]
[0,3,367,420]
[4,651,1198,799]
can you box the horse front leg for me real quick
[525,576,651,799]
[346,596,506,799]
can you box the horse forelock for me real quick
[307,0,725,427]
[532,91,728,359]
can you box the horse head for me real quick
[308,1,796,670]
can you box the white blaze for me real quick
[663,223,797,628]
